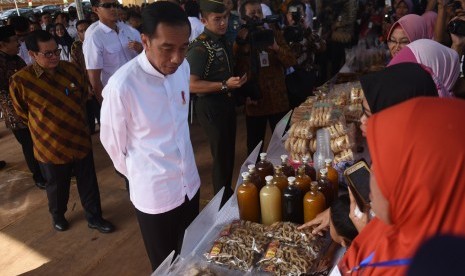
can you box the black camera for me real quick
[283,25,304,43]
[448,19,465,36]
[241,15,281,49]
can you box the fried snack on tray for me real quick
[257,240,316,276]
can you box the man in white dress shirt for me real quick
[100,2,200,271]
[83,0,143,103]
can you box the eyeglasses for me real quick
[387,38,409,47]
[37,49,62,58]
[98,2,121,9]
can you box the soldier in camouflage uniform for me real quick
[186,0,247,207]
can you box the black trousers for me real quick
[86,96,101,134]
[135,191,200,271]
[39,152,102,221]
[246,111,288,155]
[194,94,236,206]
[12,128,45,183]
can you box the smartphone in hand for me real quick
[344,160,371,213]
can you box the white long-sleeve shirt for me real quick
[100,51,200,215]
[83,21,141,86]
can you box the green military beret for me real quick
[199,0,225,13]
[0,25,16,41]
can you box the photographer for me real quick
[283,0,326,108]
[234,0,296,154]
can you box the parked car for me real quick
[0,8,35,22]
[33,5,61,16]
[63,1,92,14]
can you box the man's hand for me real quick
[226,73,247,89]
[128,41,143,53]
[297,208,330,236]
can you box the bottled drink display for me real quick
[248,164,264,191]
[318,168,334,208]
[303,181,326,222]
[294,166,311,194]
[282,176,304,224]
[237,172,260,223]
[272,165,288,192]
[256,153,274,186]
[260,175,282,225]
[325,158,339,198]
[280,154,295,177]
[301,155,316,181]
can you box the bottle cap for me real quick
[320,168,328,175]
[248,164,256,171]
[260,152,267,160]
[325,158,333,164]
[311,181,318,188]
[241,172,250,180]
[265,175,273,183]
[274,165,282,172]
[287,176,296,184]
[280,154,288,162]
[302,156,309,163]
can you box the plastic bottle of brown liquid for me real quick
[260,175,282,225]
[318,168,334,208]
[256,153,274,187]
[302,156,316,181]
[282,176,304,224]
[272,165,288,192]
[325,158,339,198]
[280,154,295,177]
[294,166,311,194]
[237,172,260,223]
[248,164,264,191]
[303,181,327,222]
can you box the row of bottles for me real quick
[237,152,339,226]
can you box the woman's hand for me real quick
[348,189,370,233]
[298,208,330,236]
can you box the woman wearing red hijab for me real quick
[339,97,465,275]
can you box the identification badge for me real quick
[259,51,269,67]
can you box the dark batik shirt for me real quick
[0,51,27,130]
[9,61,91,164]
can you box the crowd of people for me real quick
[1,0,465,274]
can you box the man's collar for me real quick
[98,20,119,33]
[203,28,222,42]
[138,51,165,79]
[32,61,62,78]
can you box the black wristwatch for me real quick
[221,80,228,92]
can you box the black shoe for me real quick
[35,181,46,190]
[53,217,69,231]
[0,160,6,170]
[88,218,115,233]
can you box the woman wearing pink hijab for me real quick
[388,39,460,97]
[421,11,438,39]
[386,14,428,57]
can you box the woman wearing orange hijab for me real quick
[339,97,465,275]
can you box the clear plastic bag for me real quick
[216,220,270,253]
[204,241,257,272]
[288,120,315,140]
[257,240,316,276]
[264,222,318,249]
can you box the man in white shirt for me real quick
[100,2,200,272]
[8,16,33,65]
[185,0,204,42]
[83,0,143,103]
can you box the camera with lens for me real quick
[448,19,465,36]
[240,14,281,49]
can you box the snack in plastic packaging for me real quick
[288,120,315,140]
[216,221,270,253]
[257,240,316,276]
[334,149,354,163]
[265,222,317,248]
[204,241,257,271]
